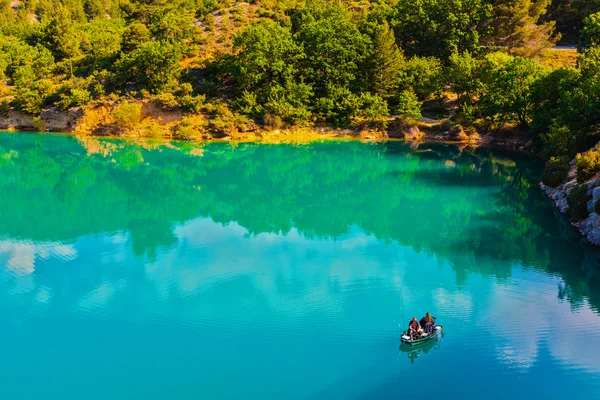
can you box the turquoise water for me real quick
[1,132,600,399]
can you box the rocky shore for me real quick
[0,108,83,132]
[539,156,600,246]
[0,107,535,151]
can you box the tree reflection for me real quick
[0,133,598,310]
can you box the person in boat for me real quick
[408,317,421,340]
[420,312,435,335]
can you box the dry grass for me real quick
[538,49,578,70]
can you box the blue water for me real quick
[1,133,599,399]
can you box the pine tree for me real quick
[368,21,404,100]
[486,0,558,58]
[44,6,81,76]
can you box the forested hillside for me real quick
[1,0,600,168]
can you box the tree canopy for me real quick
[0,0,599,160]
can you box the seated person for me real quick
[408,317,421,340]
[420,312,435,334]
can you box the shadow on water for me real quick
[0,133,599,312]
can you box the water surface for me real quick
[1,133,599,399]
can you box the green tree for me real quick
[530,67,584,156]
[81,19,124,67]
[294,6,368,94]
[579,12,600,50]
[357,93,389,125]
[396,90,422,119]
[314,85,361,126]
[231,21,305,102]
[393,0,492,59]
[121,22,151,53]
[447,51,482,107]
[485,0,557,57]
[399,56,444,101]
[116,41,181,93]
[42,6,81,76]
[480,54,544,127]
[366,21,404,101]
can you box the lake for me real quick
[1,132,600,399]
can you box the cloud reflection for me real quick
[0,239,77,276]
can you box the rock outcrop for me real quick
[0,107,83,132]
[539,147,600,246]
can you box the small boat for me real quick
[400,325,444,346]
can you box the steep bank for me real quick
[539,146,600,246]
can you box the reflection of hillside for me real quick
[0,133,598,309]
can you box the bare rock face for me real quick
[0,107,83,132]
[0,110,34,130]
[40,108,83,131]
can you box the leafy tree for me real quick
[447,51,482,107]
[264,82,313,125]
[0,0,14,25]
[541,156,570,186]
[544,0,600,42]
[13,65,55,114]
[530,67,585,156]
[151,9,198,44]
[480,53,544,127]
[566,184,589,221]
[294,6,367,94]
[399,56,444,101]
[231,21,304,103]
[579,12,600,50]
[116,41,181,93]
[575,149,600,183]
[393,0,492,59]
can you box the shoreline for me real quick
[0,125,536,154]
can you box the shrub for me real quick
[113,101,142,130]
[357,93,389,126]
[204,14,216,31]
[542,157,570,187]
[58,88,91,110]
[211,103,252,137]
[539,124,571,159]
[396,90,422,120]
[180,94,205,113]
[0,99,10,118]
[575,149,600,183]
[264,113,283,130]
[567,184,590,221]
[33,116,47,131]
[456,103,477,126]
[154,92,179,110]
